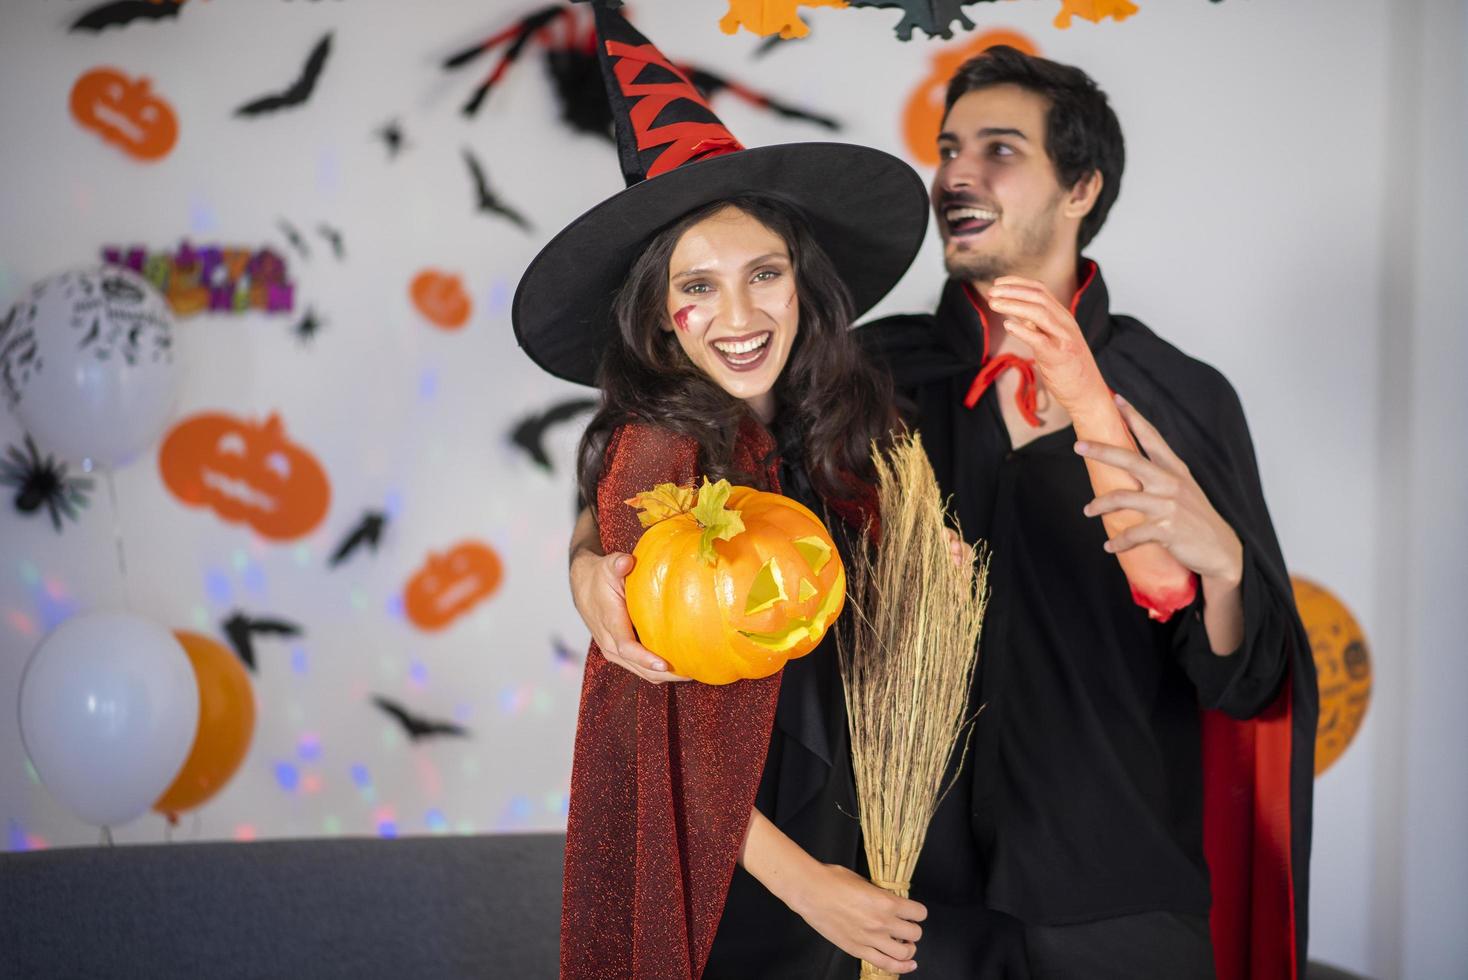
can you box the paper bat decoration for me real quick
[70,0,184,33]
[222,611,302,672]
[509,397,598,472]
[374,119,407,158]
[371,695,470,741]
[463,148,532,231]
[291,306,326,345]
[846,0,1003,41]
[234,33,332,117]
[444,5,842,141]
[277,219,310,259]
[329,510,387,567]
[1054,0,1139,28]
[0,435,93,532]
[316,223,345,260]
[552,635,581,666]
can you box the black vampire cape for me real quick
[856,260,1317,980]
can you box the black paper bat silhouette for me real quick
[375,119,407,158]
[552,635,581,666]
[846,0,1001,41]
[222,611,302,672]
[234,33,333,117]
[316,223,345,260]
[70,0,184,32]
[371,696,470,741]
[463,149,532,232]
[291,306,326,345]
[329,510,387,567]
[0,436,93,532]
[510,397,597,471]
[277,219,310,259]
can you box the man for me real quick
[570,46,1314,979]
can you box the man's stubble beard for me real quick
[942,191,1064,284]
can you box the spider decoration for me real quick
[441,4,841,138]
[0,436,94,532]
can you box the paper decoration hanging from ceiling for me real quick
[1054,0,1140,29]
[846,0,1003,41]
[903,28,1039,165]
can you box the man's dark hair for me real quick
[945,45,1125,250]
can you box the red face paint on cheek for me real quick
[673,305,695,332]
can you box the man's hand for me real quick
[1075,395,1243,588]
[570,546,690,685]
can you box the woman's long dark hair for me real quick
[576,194,897,515]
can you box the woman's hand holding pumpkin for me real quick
[570,508,689,684]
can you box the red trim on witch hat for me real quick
[604,39,744,178]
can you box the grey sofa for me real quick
[0,832,565,980]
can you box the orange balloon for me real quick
[1290,576,1372,777]
[154,631,257,816]
[903,30,1040,168]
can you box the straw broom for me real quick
[838,431,989,980]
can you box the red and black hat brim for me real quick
[513,140,929,386]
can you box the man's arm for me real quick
[570,506,689,684]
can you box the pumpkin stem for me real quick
[626,478,744,564]
[689,478,745,564]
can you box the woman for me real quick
[511,10,931,978]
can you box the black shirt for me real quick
[858,264,1308,970]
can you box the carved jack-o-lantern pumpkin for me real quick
[404,541,504,631]
[902,30,1038,167]
[625,479,846,685]
[410,270,472,330]
[70,67,179,162]
[1291,575,1372,776]
[159,412,331,541]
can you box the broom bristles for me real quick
[838,432,989,977]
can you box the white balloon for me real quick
[0,265,181,467]
[18,611,200,828]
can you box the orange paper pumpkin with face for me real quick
[410,270,473,330]
[70,67,179,162]
[903,30,1038,167]
[159,412,331,541]
[404,541,504,631]
[624,479,846,685]
[1291,576,1372,776]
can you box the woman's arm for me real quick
[739,807,927,975]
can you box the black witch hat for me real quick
[513,3,928,386]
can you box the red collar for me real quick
[960,260,1100,424]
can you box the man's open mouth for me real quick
[944,205,998,238]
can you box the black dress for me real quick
[702,427,864,980]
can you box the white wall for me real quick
[1,1,1461,974]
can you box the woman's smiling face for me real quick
[663,206,799,423]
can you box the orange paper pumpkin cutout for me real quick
[1291,576,1371,776]
[404,541,504,631]
[718,0,848,39]
[903,30,1040,167]
[624,480,846,685]
[410,270,473,330]
[1054,0,1139,29]
[154,631,256,818]
[159,412,331,541]
[70,67,179,161]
